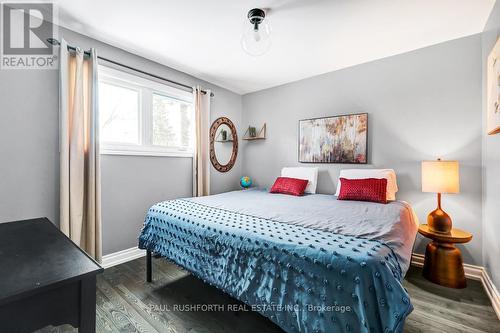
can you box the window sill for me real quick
[100,149,193,158]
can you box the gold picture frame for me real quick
[487,37,500,135]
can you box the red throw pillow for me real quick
[337,178,388,204]
[270,177,309,196]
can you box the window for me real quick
[99,82,140,145]
[98,66,194,157]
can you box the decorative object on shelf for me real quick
[487,37,500,135]
[418,224,472,288]
[299,113,367,164]
[243,123,266,140]
[241,8,271,56]
[421,159,459,234]
[240,176,252,189]
[215,127,232,143]
[209,117,238,172]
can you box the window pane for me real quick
[152,94,193,150]
[99,82,139,144]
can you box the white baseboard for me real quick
[411,252,500,319]
[482,268,500,320]
[101,246,146,269]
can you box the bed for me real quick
[139,188,418,333]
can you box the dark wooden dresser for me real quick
[0,218,103,332]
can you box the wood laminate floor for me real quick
[37,257,500,333]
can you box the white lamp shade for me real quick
[421,160,460,194]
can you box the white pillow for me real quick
[334,169,398,200]
[281,167,318,194]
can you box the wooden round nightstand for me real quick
[418,224,472,289]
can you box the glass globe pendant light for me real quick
[241,8,271,56]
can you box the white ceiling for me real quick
[53,0,496,94]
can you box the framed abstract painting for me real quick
[299,113,368,164]
[487,37,500,135]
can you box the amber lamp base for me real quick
[427,193,452,234]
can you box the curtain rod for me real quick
[47,38,214,97]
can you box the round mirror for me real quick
[210,117,238,172]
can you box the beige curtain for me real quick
[193,87,211,197]
[59,39,102,262]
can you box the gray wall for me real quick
[0,20,493,271]
[482,1,500,289]
[0,26,242,255]
[0,69,59,223]
[100,156,192,254]
[242,35,483,265]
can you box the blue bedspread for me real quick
[139,190,415,333]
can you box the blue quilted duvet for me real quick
[139,195,413,333]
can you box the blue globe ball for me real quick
[240,176,252,188]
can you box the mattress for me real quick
[139,188,419,333]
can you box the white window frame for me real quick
[98,65,194,158]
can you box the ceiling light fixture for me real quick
[241,8,271,56]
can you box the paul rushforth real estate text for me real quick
[149,303,352,313]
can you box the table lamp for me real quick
[421,159,460,234]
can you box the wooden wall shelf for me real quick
[243,123,266,140]
[243,137,265,141]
